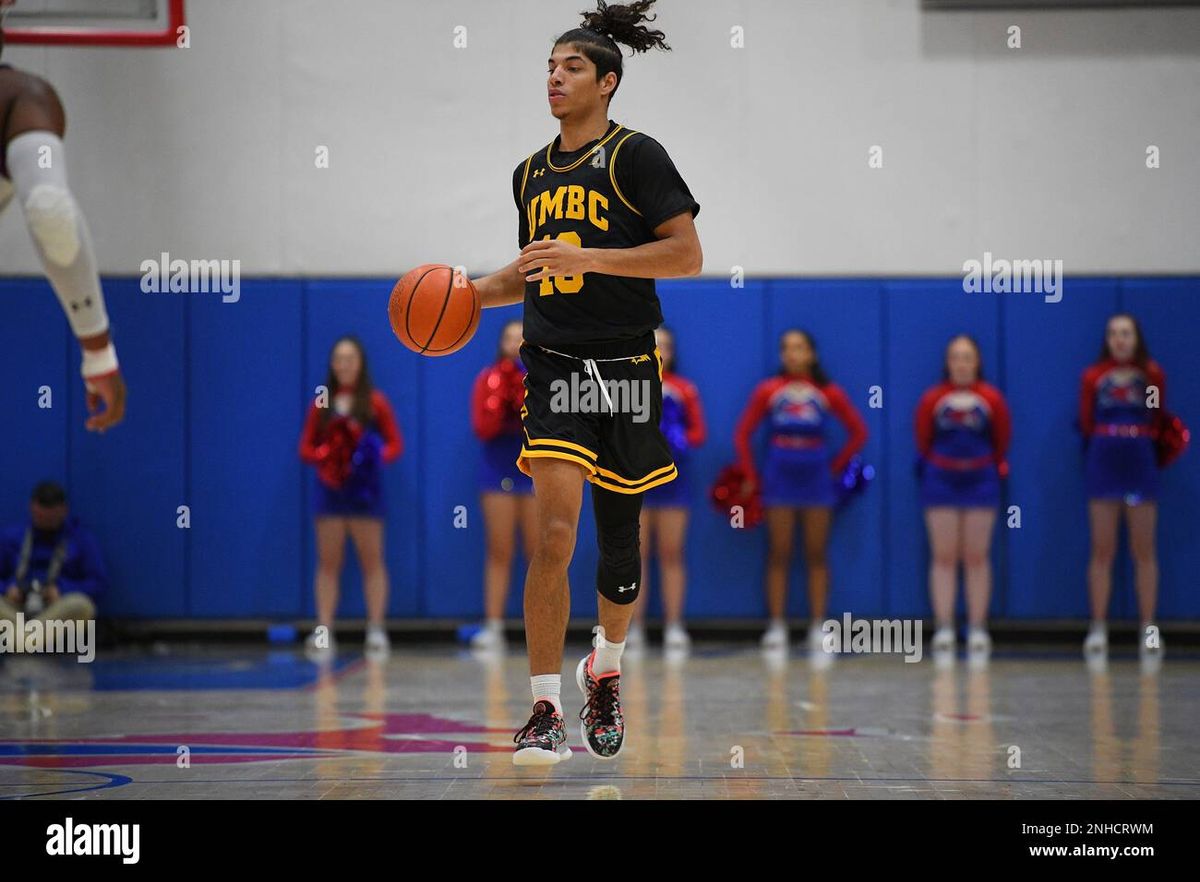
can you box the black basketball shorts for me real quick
[517,331,677,495]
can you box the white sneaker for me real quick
[760,620,788,650]
[663,623,691,651]
[1083,622,1108,657]
[966,627,991,656]
[807,623,829,653]
[470,621,506,651]
[304,627,337,657]
[1139,623,1164,661]
[365,625,390,656]
[625,622,646,652]
[931,626,955,653]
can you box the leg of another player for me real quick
[309,516,347,654]
[925,507,960,652]
[348,517,390,654]
[962,508,997,656]
[629,510,655,649]
[1126,501,1160,657]
[762,506,795,648]
[656,507,689,648]
[477,492,517,648]
[1085,500,1121,656]
[801,506,832,652]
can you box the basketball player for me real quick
[469,0,701,764]
[0,4,126,432]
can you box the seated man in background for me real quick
[0,481,106,632]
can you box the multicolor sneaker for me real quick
[512,700,572,766]
[575,651,625,759]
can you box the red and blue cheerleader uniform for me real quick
[298,386,403,518]
[735,375,868,507]
[644,370,706,508]
[471,357,533,494]
[1080,358,1166,503]
[914,381,1011,508]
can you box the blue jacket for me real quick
[0,515,108,601]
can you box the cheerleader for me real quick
[914,335,1011,658]
[298,336,403,656]
[735,329,867,652]
[469,320,535,650]
[1079,314,1168,661]
[630,327,706,651]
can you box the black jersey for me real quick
[512,120,699,349]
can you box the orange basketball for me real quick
[388,264,480,356]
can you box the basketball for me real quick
[388,264,480,356]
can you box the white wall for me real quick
[1,0,1198,276]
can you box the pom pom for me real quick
[709,464,763,528]
[833,454,874,509]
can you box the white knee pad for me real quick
[24,183,82,266]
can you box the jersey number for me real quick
[537,231,583,296]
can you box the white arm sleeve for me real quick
[6,130,111,340]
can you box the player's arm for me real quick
[472,258,526,309]
[519,211,702,282]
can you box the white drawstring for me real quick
[583,358,616,416]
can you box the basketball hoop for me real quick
[2,0,185,47]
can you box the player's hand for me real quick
[85,370,127,433]
[4,584,23,606]
[43,584,61,604]
[518,239,594,282]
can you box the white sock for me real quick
[592,628,625,675]
[530,675,562,715]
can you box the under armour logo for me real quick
[590,146,607,169]
[532,168,545,178]
[616,582,637,593]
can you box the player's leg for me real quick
[6,109,124,429]
[347,516,390,655]
[475,491,518,649]
[762,505,795,648]
[308,516,347,654]
[1125,501,1160,658]
[962,507,997,656]
[512,456,585,765]
[1085,499,1121,656]
[800,505,832,653]
[925,506,960,652]
[629,507,656,649]
[656,506,690,648]
[576,482,643,759]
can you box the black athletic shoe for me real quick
[512,700,573,766]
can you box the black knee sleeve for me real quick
[592,484,644,604]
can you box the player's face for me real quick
[331,341,363,388]
[1106,317,1137,362]
[547,45,609,119]
[31,502,67,532]
[500,322,523,360]
[780,332,813,375]
[655,329,675,371]
[946,338,979,386]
